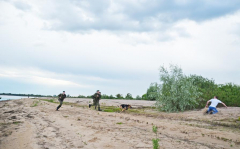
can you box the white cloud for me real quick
[0,0,240,96]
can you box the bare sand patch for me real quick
[0,98,239,149]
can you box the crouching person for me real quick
[205,96,227,114]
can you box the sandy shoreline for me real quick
[0,98,240,149]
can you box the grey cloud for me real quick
[13,1,31,11]
[35,0,240,32]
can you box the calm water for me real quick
[0,95,34,101]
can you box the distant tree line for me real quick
[0,93,53,97]
[75,93,139,100]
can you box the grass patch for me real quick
[13,121,22,125]
[0,121,23,125]
[63,116,69,118]
[103,109,115,112]
[48,99,55,103]
[116,122,123,124]
[101,106,153,114]
[102,106,120,113]
[42,99,57,103]
[31,100,40,107]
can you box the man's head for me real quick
[96,90,100,93]
[63,91,65,94]
[214,96,218,99]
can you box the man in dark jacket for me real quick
[89,90,102,111]
[56,91,67,111]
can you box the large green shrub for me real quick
[146,83,160,101]
[213,83,240,107]
[156,64,202,112]
[188,75,216,108]
[142,94,147,100]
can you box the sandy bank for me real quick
[0,98,240,149]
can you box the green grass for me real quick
[48,99,55,103]
[31,100,40,107]
[13,121,22,125]
[116,122,123,124]
[42,99,57,103]
[1,121,23,125]
[102,106,120,112]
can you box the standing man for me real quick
[205,96,227,114]
[89,90,102,111]
[56,91,67,111]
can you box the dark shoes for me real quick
[89,104,101,111]
[206,110,213,114]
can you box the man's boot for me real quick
[98,107,102,111]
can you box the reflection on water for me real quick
[0,95,35,101]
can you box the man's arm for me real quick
[205,100,210,108]
[221,102,228,108]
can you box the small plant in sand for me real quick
[152,125,160,149]
[31,100,40,107]
[116,122,123,124]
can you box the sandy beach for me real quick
[0,98,240,149]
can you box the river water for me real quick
[0,95,34,101]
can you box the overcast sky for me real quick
[0,0,240,97]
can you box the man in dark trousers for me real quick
[89,90,102,111]
[56,91,67,111]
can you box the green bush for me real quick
[146,83,160,101]
[213,83,240,107]
[142,94,147,100]
[190,75,240,107]
[156,64,201,112]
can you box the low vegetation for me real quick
[31,100,40,107]
[152,125,160,149]
[144,64,240,112]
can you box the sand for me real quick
[0,98,240,149]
